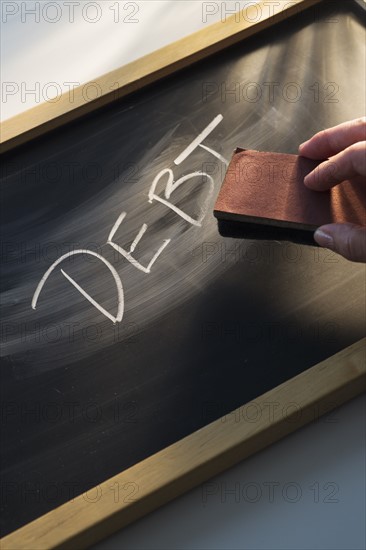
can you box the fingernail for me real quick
[314,229,334,249]
[303,173,314,188]
[299,141,308,151]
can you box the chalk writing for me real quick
[31,250,124,323]
[107,212,171,274]
[148,169,214,226]
[32,115,228,323]
[174,114,226,165]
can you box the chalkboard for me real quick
[1,1,365,548]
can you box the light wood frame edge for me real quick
[1,337,365,550]
[0,0,323,153]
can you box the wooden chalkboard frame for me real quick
[0,0,328,153]
[1,1,365,548]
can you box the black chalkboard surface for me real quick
[1,1,365,547]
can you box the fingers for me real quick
[314,223,366,263]
[304,141,366,190]
[301,118,366,262]
[299,117,366,159]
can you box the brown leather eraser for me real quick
[214,148,366,231]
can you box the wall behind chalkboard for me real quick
[1,1,365,537]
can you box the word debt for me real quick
[31,115,228,324]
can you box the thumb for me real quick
[314,223,366,262]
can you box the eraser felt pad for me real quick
[214,149,366,231]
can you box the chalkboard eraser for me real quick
[213,148,366,234]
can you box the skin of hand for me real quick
[298,117,366,263]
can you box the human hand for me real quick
[299,117,366,262]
